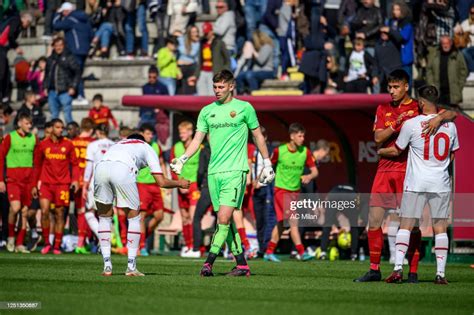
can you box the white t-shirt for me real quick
[100,139,163,175]
[84,138,115,182]
[347,50,367,82]
[396,114,459,192]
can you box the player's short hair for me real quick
[17,112,32,122]
[92,93,103,102]
[288,123,305,135]
[80,117,95,131]
[139,123,155,133]
[44,121,54,129]
[315,139,330,151]
[119,126,132,138]
[178,120,194,130]
[387,69,409,84]
[148,65,158,75]
[353,38,365,46]
[417,85,439,104]
[66,121,79,128]
[51,118,64,126]
[127,133,145,141]
[213,70,235,84]
[165,36,178,46]
[3,104,13,116]
[24,90,35,100]
[95,123,109,135]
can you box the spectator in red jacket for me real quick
[32,118,79,255]
[88,93,118,130]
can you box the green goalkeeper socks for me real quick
[209,224,230,255]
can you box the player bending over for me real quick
[94,134,189,276]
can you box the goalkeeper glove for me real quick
[170,155,189,175]
[259,158,275,184]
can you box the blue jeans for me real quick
[48,90,73,123]
[462,47,474,72]
[236,70,274,92]
[244,0,267,40]
[259,24,280,77]
[137,4,149,54]
[73,54,87,97]
[159,77,176,96]
[95,22,114,49]
[124,10,136,54]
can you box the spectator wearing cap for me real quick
[157,36,182,95]
[0,11,32,104]
[53,2,93,104]
[192,22,230,96]
[141,66,169,127]
[426,35,468,106]
[350,0,383,57]
[44,37,81,124]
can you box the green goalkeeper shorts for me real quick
[208,171,247,211]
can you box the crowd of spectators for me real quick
[0,0,472,126]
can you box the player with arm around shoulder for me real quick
[379,85,459,285]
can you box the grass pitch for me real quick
[0,252,473,315]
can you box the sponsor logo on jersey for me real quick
[210,122,238,129]
[230,111,236,118]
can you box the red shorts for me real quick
[274,187,300,222]
[177,182,200,209]
[7,181,33,206]
[369,171,405,209]
[75,188,85,209]
[138,183,164,215]
[39,183,71,207]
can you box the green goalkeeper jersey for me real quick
[196,98,259,175]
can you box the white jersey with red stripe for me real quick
[100,139,163,175]
[395,114,459,192]
[84,138,115,182]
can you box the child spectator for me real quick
[14,90,46,134]
[27,56,47,103]
[344,38,378,93]
[88,93,118,129]
[157,36,182,95]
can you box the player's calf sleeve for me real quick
[394,229,410,270]
[368,228,383,270]
[435,233,449,277]
[387,219,400,260]
[209,224,230,256]
[127,216,141,270]
[85,212,99,239]
[42,227,50,246]
[77,213,86,247]
[98,217,112,267]
[407,227,421,273]
[54,232,63,250]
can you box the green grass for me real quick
[0,252,473,315]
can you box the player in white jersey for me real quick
[94,133,190,277]
[81,124,115,243]
[378,85,459,285]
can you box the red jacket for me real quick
[88,105,118,129]
[33,137,80,185]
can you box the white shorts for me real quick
[86,175,96,210]
[94,160,140,210]
[400,191,451,219]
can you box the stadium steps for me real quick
[252,78,303,96]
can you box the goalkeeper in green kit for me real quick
[170,70,274,277]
